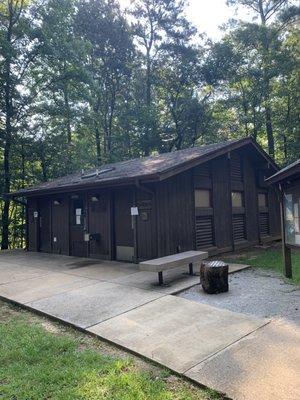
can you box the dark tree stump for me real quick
[200,261,229,294]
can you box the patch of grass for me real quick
[223,246,300,284]
[0,302,220,400]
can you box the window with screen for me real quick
[231,191,243,208]
[195,189,211,208]
[258,193,267,208]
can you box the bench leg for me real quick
[189,263,194,275]
[158,271,163,285]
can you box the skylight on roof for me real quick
[81,167,115,180]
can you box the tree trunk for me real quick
[200,261,229,294]
[63,82,72,144]
[1,24,13,250]
[265,100,275,158]
[95,122,101,166]
[144,50,151,156]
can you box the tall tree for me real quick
[75,0,134,164]
[0,0,40,249]
[226,0,299,157]
[130,0,195,155]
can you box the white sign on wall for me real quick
[130,207,139,216]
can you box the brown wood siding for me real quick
[27,198,38,251]
[136,187,157,261]
[230,153,243,181]
[243,156,259,243]
[259,212,270,236]
[51,195,69,255]
[88,190,111,259]
[38,198,51,252]
[232,214,246,241]
[157,170,194,256]
[114,187,134,247]
[268,186,281,236]
[211,156,233,251]
[195,216,214,248]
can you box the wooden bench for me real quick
[139,250,208,285]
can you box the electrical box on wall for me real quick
[33,211,38,218]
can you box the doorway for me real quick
[114,188,134,262]
[69,195,88,258]
[38,198,51,252]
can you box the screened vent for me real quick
[259,213,269,236]
[230,154,243,181]
[195,216,214,249]
[196,162,211,178]
[232,214,246,242]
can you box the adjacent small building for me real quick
[267,159,300,278]
[9,137,281,262]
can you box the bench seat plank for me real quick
[139,251,208,273]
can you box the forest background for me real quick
[0,0,299,248]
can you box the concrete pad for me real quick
[0,273,98,303]
[110,267,200,294]
[0,263,50,285]
[65,261,138,281]
[28,281,165,328]
[186,320,300,400]
[88,295,267,373]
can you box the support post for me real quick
[158,271,163,285]
[132,188,138,264]
[189,262,193,275]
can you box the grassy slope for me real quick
[0,302,220,400]
[223,246,300,284]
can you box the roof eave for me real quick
[7,173,161,198]
[266,163,300,184]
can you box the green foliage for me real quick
[0,310,219,399]
[0,0,299,248]
[224,247,300,284]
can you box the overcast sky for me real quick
[119,0,252,40]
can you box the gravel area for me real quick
[179,268,300,325]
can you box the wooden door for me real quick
[39,198,51,252]
[51,195,69,255]
[136,190,157,261]
[69,195,88,258]
[114,188,134,261]
[88,191,111,259]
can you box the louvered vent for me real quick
[197,163,211,178]
[195,216,214,248]
[259,213,269,236]
[231,155,243,181]
[232,214,246,241]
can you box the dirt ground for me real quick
[179,268,300,326]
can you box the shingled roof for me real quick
[9,137,277,197]
[267,159,300,184]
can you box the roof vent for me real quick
[81,167,115,180]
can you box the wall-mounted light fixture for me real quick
[91,195,100,202]
[53,200,61,205]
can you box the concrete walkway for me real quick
[0,250,299,400]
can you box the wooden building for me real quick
[9,137,281,262]
[267,159,300,278]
